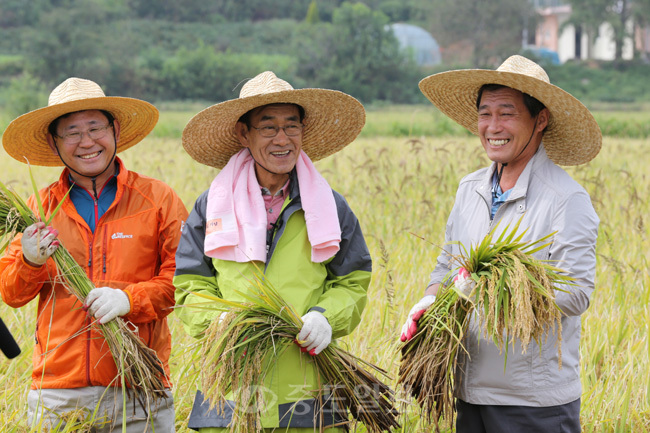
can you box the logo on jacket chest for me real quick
[111,232,133,240]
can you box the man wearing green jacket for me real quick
[174,71,371,432]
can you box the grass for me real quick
[0,106,649,432]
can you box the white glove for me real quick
[453,268,476,298]
[296,311,332,355]
[400,294,436,342]
[21,222,60,266]
[85,287,131,324]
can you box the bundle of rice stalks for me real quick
[195,272,400,432]
[456,218,574,366]
[398,218,573,431]
[397,286,471,431]
[0,180,167,410]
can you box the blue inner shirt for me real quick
[69,172,118,233]
[491,168,512,219]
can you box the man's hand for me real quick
[453,267,476,298]
[296,311,332,356]
[85,287,131,324]
[400,295,436,342]
[21,222,60,266]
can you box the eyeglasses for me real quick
[55,124,113,145]
[250,124,303,138]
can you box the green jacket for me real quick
[174,172,371,430]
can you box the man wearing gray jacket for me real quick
[400,55,601,432]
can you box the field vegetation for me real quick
[0,106,649,432]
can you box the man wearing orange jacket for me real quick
[0,77,188,432]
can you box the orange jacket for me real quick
[0,158,188,390]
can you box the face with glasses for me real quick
[236,104,304,192]
[47,109,121,183]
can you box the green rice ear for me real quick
[25,158,47,223]
[44,185,71,226]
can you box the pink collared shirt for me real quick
[261,180,290,230]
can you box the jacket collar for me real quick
[477,143,551,203]
[59,157,127,190]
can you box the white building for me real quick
[535,3,647,62]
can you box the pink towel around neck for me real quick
[204,149,341,263]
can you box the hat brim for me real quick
[2,97,159,166]
[182,88,365,169]
[419,69,601,166]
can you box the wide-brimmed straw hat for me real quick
[2,77,159,166]
[419,55,601,165]
[182,71,365,169]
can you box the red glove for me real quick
[400,295,436,342]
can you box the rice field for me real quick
[0,107,648,432]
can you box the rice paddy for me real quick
[0,107,648,432]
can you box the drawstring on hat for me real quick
[492,115,539,199]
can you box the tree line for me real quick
[0,0,649,120]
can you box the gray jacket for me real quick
[429,145,599,407]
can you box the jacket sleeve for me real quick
[0,234,55,307]
[428,194,459,288]
[311,192,371,339]
[550,190,599,316]
[122,187,189,324]
[0,194,58,307]
[173,191,222,338]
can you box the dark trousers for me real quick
[456,398,581,433]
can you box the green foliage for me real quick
[295,2,424,103]
[128,0,221,22]
[0,55,23,79]
[0,74,48,125]
[0,0,51,28]
[156,44,296,101]
[377,0,412,22]
[545,60,650,104]
[422,0,532,67]
[305,0,321,23]
[21,2,110,86]
[2,0,650,107]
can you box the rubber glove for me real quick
[85,287,131,324]
[453,267,476,298]
[400,294,436,342]
[296,311,331,356]
[21,222,60,266]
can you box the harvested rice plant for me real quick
[0,108,648,432]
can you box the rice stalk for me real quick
[397,286,471,432]
[192,270,400,432]
[398,217,574,430]
[456,217,573,367]
[0,181,167,411]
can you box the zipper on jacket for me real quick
[85,315,92,385]
[87,242,92,268]
[102,228,107,274]
[93,197,99,229]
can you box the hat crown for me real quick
[48,77,107,106]
[497,55,550,84]
[239,71,294,99]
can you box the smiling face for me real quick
[236,104,303,193]
[477,87,548,171]
[47,109,121,188]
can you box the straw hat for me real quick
[2,77,159,166]
[419,55,601,166]
[182,71,365,169]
